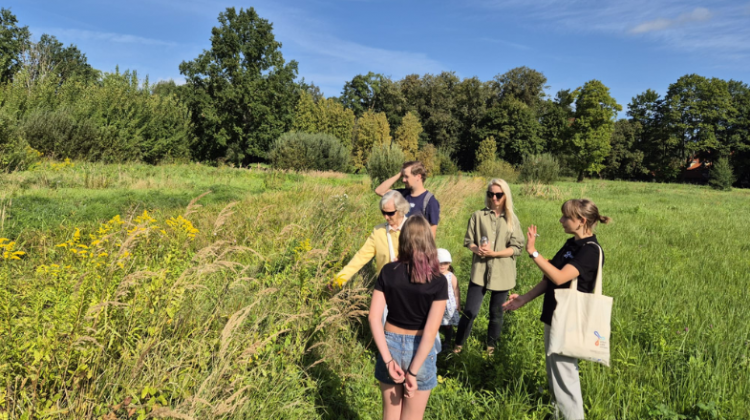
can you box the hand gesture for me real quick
[526,225,538,254]
[503,294,527,311]
[387,360,404,384]
[404,373,418,398]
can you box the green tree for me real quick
[628,89,681,181]
[22,34,98,86]
[454,76,491,170]
[568,80,622,181]
[477,97,543,165]
[727,80,750,186]
[394,111,421,160]
[491,66,548,109]
[316,98,355,148]
[352,110,391,169]
[602,119,648,180]
[372,76,407,130]
[539,89,576,155]
[401,72,461,150]
[179,7,299,164]
[292,92,317,133]
[340,72,383,117]
[476,136,497,166]
[663,74,736,165]
[0,8,30,83]
[709,157,735,190]
[416,143,439,176]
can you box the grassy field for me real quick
[1,162,748,419]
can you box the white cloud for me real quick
[472,0,750,58]
[50,28,179,47]
[630,7,712,34]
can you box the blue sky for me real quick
[7,0,750,112]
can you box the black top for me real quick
[375,261,449,330]
[540,235,604,325]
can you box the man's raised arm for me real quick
[374,172,402,197]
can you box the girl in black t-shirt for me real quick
[369,216,448,420]
[503,199,611,420]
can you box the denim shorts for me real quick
[374,331,438,391]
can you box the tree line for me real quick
[1,7,747,186]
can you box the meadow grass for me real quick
[0,163,748,419]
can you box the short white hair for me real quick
[381,190,410,216]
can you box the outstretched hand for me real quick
[526,225,538,254]
[503,293,527,311]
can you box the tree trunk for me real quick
[577,170,585,182]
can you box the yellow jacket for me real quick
[335,222,400,286]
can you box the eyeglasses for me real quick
[381,210,397,216]
[486,191,505,200]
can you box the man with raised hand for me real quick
[374,161,440,238]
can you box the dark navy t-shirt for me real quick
[396,188,440,226]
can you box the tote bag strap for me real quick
[568,242,604,295]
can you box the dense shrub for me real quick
[437,148,459,175]
[2,69,193,165]
[367,143,405,187]
[269,132,350,172]
[709,158,735,191]
[474,136,518,181]
[22,109,99,159]
[0,114,41,172]
[416,144,439,176]
[476,158,518,182]
[519,153,561,184]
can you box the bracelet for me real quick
[384,358,394,367]
[406,368,417,377]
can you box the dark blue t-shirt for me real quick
[396,188,440,226]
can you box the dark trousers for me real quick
[440,325,455,349]
[455,282,509,348]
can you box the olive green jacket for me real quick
[464,208,525,291]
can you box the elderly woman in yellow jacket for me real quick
[333,190,411,287]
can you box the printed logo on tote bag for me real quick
[594,331,607,349]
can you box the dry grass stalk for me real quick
[211,385,250,416]
[279,223,304,237]
[130,339,159,379]
[85,301,128,319]
[216,245,265,262]
[239,328,292,362]
[212,202,238,236]
[147,407,196,420]
[192,240,229,262]
[219,288,277,359]
[520,181,563,201]
[304,170,347,179]
[116,270,162,299]
[183,191,212,218]
[73,336,104,349]
[108,228,149,274]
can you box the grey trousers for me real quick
[544,324,585,420]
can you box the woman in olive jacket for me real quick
[453,179,524,354]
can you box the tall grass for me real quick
[1,164,748,419]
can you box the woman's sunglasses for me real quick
[381,210,397,216]
[486,191,505,200]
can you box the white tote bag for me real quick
[547,243,612,367]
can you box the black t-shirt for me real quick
[375,261,448,330]
[395,188,440,226]
[540,235,604,325]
